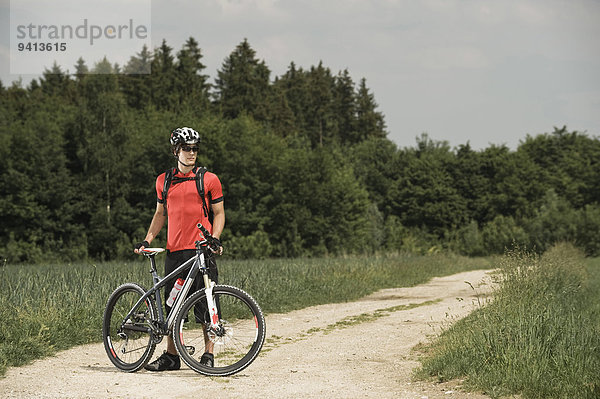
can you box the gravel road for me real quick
[0,269,495,399]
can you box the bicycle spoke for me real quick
[173,285,265,376]
[102,284,157,372]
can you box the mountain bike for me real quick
[102,224,266,376]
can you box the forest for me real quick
[1,37,599,263]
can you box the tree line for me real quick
[1,38,599,263]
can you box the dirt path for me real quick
[1,269,495,399]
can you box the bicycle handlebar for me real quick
[196,223,222,253]
[197,223,212,239]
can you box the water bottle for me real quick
[167,278,184,307]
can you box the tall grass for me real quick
[0,253,488,375]
[417,243,600,399]
[0,261,146,373]
[223,253,489,313]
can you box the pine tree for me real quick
[334,69,357,145]
[267,81,296,137]
[355,78,386,140]
[122,45,152,109]
[74,57,89,80]
[175,37,210,112]
[306,62,336,147]
[151,40,178,110]
[276,62,311,135]
[39,62,70,97]
[124,44,152,74]
[214,39,271,120]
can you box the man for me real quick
[134,126,225,371]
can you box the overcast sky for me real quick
[2,0,599,150]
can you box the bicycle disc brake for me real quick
[207,321,233,345]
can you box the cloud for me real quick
[413,46,490,70]
[514,2,557,26]
[216,0,286,19]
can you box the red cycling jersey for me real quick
[155,168,223,252]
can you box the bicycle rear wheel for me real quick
[173,285,266,376]
[102,283,158,372]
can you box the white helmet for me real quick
[170,127,200,146]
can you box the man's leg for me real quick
[144,250,192,371]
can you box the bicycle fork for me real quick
[203,274,220,329]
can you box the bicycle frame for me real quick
[121,245,219,337]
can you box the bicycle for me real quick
[102,224,266,376]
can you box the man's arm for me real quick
[211,201,225,240]
[134,202,167,253]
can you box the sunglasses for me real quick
[181,145,199,153]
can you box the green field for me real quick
[0,252,488,376]
[417,243,600,399]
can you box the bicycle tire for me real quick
[173,285,266,376]
[102,283,158,372]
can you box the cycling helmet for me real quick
[170,127,200,146]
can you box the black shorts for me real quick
[164,249,218,315]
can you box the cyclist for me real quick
[134,126,225,371]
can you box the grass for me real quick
[416,243,600,399]
[223,252,489,313]
[0,252,488,376]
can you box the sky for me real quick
[1,0,599,150]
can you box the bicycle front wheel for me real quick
[173,285,266,376]
[102,283,158,372]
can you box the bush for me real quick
[523,189,578,253]
[447,220,485,256]
[575,204,600,256]
[226,230,273,259]
[481,215,528,255]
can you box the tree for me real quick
[121,45,152,109]
[355,78,386,141]
[269,145,372,255]
[150,40,178,110]
[518,127,600,208]
[214,39,271,121]
[349,137,398,215]
[305,62,336,147]
[65,58,135,259]
[74,57,89,80]
[266,82,296,137]
[388,135,467,237]
[333,69,357,145]
[175,37,210,112]
[124,44,152,74]
[275,62,311,136]
[38,62,75,100]
[0,86,85,262]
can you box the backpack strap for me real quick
[161,167,176,216]
[161,166,212,223]
[194,166,211,223]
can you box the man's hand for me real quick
[134,240,150,254]
[210,238,224,256]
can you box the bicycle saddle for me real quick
[140,248,165,256]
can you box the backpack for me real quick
[161,166,212,224]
